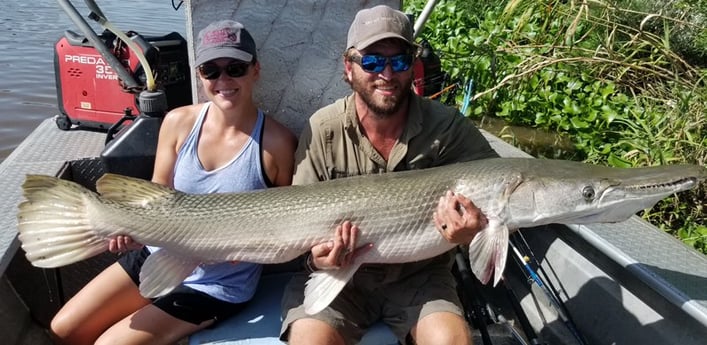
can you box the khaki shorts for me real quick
[280,252,464,345]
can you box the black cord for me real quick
[171,0,183,11]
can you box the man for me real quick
[280,5,498,345]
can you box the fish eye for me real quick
[582,186,596,201]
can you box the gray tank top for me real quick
[170,101,267,302]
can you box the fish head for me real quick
[508,161,706,225]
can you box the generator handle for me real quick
[81,0,107,21]
[55,0,140,89]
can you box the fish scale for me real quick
[16,157,706,314]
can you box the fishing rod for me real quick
[497,308,533,345]
[499,273,545,345]
[457,246,546,345]
[509,233,587,345]
[512,230,571,308]
[512,230,584,338]
[455,248,494,345]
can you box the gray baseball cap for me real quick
[346,5,414,50]
[195,20,257,66]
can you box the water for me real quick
[0,0,186,161]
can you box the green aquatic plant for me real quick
[405,0,707,253]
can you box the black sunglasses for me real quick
[198,62,251,80]
[350,54,413,73]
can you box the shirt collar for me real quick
[343,92,423,144]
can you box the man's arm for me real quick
[292,118,330,185]
[439,115,499,165]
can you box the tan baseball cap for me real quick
[346,5,414,50]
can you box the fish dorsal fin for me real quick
[96,173,175,206]
[138,249,200,298]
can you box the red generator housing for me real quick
[53,30,192,130]
[413,39,444,98]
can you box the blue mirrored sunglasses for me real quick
[350,54,413,73]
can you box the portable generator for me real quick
[53,29,192,130]
[413,39,444,98]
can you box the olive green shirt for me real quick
[293,93,498,184]
[289,93,499,309]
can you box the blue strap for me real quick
[460,79,474,116]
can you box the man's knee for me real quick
[287,318,346,345]
[411,312,472,345]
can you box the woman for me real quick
[50,20,296,345]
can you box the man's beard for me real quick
[351,72,412,118]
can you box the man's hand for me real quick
[308,221,372,270]
[108,235,144,254]
[433,190,488,245]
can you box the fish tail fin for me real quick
[468,219,509,286]
[17,175,107,268]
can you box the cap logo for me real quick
[363,16,399,26]
[203,28,240,47]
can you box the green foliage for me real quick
[404,0,707,254]
[678,223,707,254]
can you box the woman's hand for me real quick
[433,190,488,245]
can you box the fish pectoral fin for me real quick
[303,260,364,315]
[465,175,519,286]
[468,219,509,286]
[96,173,176,206]
[138,249,199,298]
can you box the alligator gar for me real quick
[16,157,706,314]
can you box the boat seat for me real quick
[188,271,398,345]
